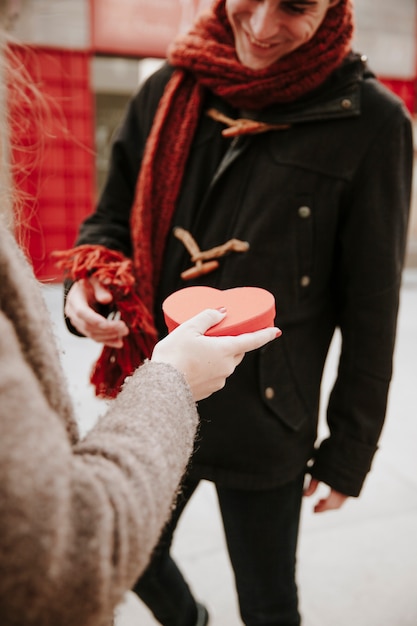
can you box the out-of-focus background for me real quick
[5,1,417,625]
[6,0,417,277]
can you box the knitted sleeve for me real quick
[0,313,198,626]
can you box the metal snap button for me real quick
[265,387,275,400]
[341,98,352,110]
[300,275,311,288]
[298,205,311,219]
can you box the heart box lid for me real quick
[162,286,276,337]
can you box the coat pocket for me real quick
[259,339,310,432]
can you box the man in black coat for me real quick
[63,1,412,624]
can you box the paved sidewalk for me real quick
[42,269,417,626]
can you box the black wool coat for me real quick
[71,53,413,496]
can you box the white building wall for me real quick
[13,0,90,50]
[353,0,416,78]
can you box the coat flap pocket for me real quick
[259,340,310,432]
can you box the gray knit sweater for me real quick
[0,222,199,626]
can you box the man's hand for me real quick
[65,278,129,348]
[303,476,348,513]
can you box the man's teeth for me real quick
[249,35,273,48]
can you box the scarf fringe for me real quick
[54,245,158,398]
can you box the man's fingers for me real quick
[303,477,319,497]
[66,280,129,343]
[90,276,114,304]
[314,497,342,513]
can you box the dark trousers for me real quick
[132,472,304,626]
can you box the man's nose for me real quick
[249,2,280,40]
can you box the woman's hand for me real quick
[151,308,281,401]
[65,279,129,348]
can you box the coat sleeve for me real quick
[310,97,413,497]
[0,311,198,626]
[63,64,174,334]
[62,88,144,335]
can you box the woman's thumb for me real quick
[181,308,227,335]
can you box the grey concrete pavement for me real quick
[42,269,417,626]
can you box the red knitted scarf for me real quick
[55,0,354,398]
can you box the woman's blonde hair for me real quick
[0,2,47,246]
[0,2,14,229]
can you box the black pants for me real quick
[133,472,304,626]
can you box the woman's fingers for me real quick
[226,325,282,355]
[151,309,281,401]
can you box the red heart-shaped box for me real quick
[162,286,276,336]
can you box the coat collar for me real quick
[207,52,369,128]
